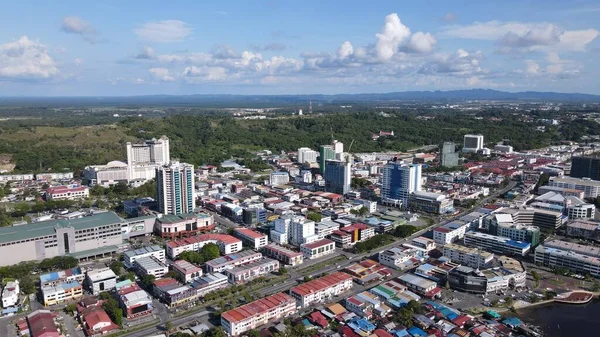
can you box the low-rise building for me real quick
[123,245,166,269]
[566,220,600,242]
[300,239,336,260]
[534,243,600,277]
[442,243,494,268]
[85,268,117,295]
[82,307,119,336]
[45,185,89,201]
[464,231,531,257]
[205,250,263,273]
[134,256,169,278]
[2,280,19,307]
[116,281,153,319]
[155,212,215,239]
[433,221,469,245]
[344,259,392,285]
[567,201,596,220]
[488,214,540,247]
[224,258,280,284]
[233,228,269,249]
[152,278,198,308]
[345,291,391,318]
[378,247,426,270]
[403,237,436,252]
[166,234,242,259]
[290,272,354,308]
[397,274,442,299]
[41,281,83,306]
[408,191,454,214]
[190,273,229,297]
[261,243,304,266]
[39,267,85,288]
[548,176,600,198]
[221,292,296,336]
[171,260,203,283]
[26,310,60,337]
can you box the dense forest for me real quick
[0,109,597,172]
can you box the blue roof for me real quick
[39,267,82,283]
[505,239,531,249]
[349,318,375,332]
[502,317,523,326]
[407,326,427,336]
[394,330,409,337]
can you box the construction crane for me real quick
[346,139,355,164]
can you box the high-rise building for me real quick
[156,161,195,215]
[332,140,344,160]
[440,142,459,167]
[462,134,484,153]
[297,147,318,164]
[570,156,600,180]
[324,160,351,195]
[126,136,170,166]
[319,145,336,174]
[381,160,422,208]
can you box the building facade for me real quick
[440,142,459,167]
[463,134,484,153]
[166,234,243,259]
[324,160,351,195]
[381,160,422,208]
[290,272,354,308]
[156,161,195,215]
[570,156,600,180]
[300,239,336,259]
[442,244,494,268]
[233,228,269,249]
[319,145,336,175]
[85,268,117,295]
[297,147,318,164]
[221,292,296,336]
[464,231,531,257]
[261,244,304,266]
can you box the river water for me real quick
[517,299,600,336]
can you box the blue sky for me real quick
[0,0,599,96]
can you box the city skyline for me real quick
[1,0,599,96]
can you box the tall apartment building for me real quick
[463,134,484,153]
[319,145,336,174]
[570,156,600,180]
[324,159,351,195]
[440,142,459,167]
[156,161,195,215]
[381,160,422,208]
[221,292,296,336]
[297,147,318,164]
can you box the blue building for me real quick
[156,161,195,215]
[242,207,267,225]
[324,159,351,195]
[381,160,422,208]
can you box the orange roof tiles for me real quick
[234,228,266,239]
[290,272,352,297]
[221,292,294,324]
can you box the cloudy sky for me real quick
[1,0,599,96]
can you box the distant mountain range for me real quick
[1,89,598,107]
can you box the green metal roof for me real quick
[0,212,123,244]
[157,213,196,224]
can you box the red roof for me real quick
[374,329,394,337]
[452,314,471,326]
[83,308,112,329]
[301,239,334,250]
[341,223,369,232]
[221,292,294,324]
[339,326,360,337]
[27,310,60,337]
[308,311,328,328]
[234,228,266,239]
[290,272,352,297]
[46,185,87,194]
[331,230,350,237]
[434,227,451,233]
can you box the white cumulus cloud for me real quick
[0,36,58,79]
[149,67,174,81]
[408,32,437,53]
[61,16,97,44]
[337,41,354,60]
[375,13,412,61]
[135,20,192,42]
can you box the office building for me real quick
[166,234,243,259]
[538,185,585,198]
[269,172,290,186]
[221,292,296,336]
[433,221,469,245]
[493,144,514,153]
[488,214,540,246]
[190,273,229,297]
[566,220,600,242]
[397,274,442,298]
[442,244,494,268]
[289,217,317,246]
[567,201,596,220]
[463,134,484,153]
[319,145,336,174]
[171,260,203,283]
[85,268,117,295]
[152,278,198,308]
[534,243,600,278]
[297,147,318,164]
[440,142,459,167]
[242,206,267,225]
[261,244,304,266]
[126,136,170,166]
[448,257,526,294]
[45,185,89,201]
[300,239,336,260]
[324,160,351,195]
[333,140,344,155]
[0,212,124,267]
[378,247,425,270]
[290,272,354,308]
[381,160,422,208]
[493,207,566,232]
[233,228,268,250]
[570,156,600,180]
[205,251,263,273]
[548,176,600,198]
[464,231,531,257]
[408,191,454,214]
[156,161,195,215]
[123,245,165,269]
[155,212,215,239]
[224,258,279,284]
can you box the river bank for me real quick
[517,299,600,337]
